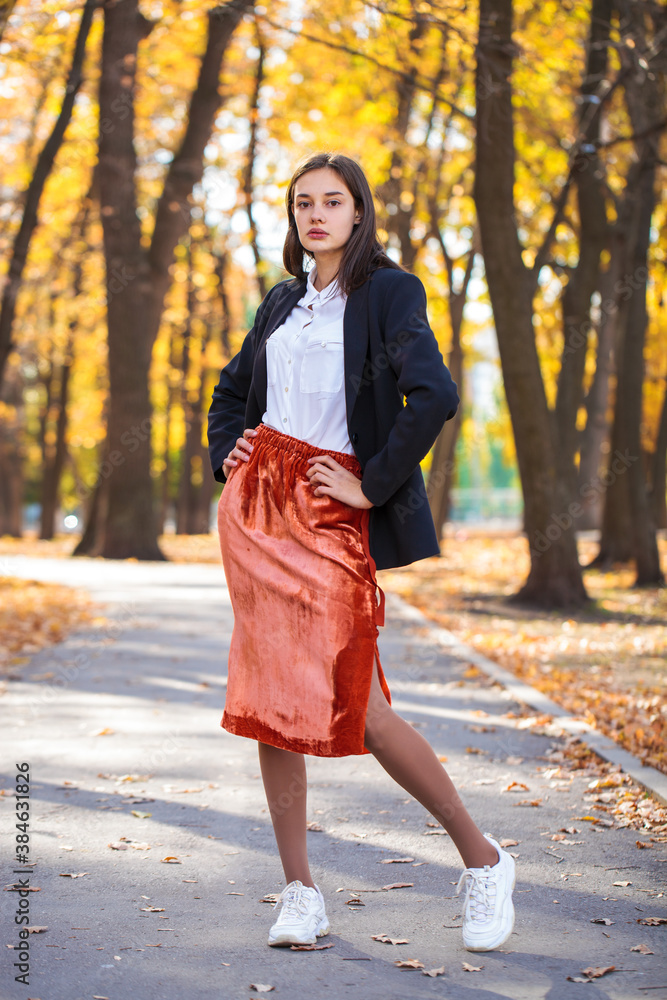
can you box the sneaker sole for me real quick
[463,866,516,952]
[267,916,331,948]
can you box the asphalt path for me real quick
[1,555,665,1000]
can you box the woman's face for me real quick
[292,167,362,260]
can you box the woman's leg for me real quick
[257,741,316,888]
[364,656,498,870]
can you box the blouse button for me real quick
[284,386,289,392]
[321,341,326,347]
[283,417,287,423]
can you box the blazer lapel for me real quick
[254,281,305,411]
[344,280,370,426]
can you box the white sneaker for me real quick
[267,879,330,947]
[456,834,516,951]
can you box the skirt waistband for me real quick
[253,422,361,474]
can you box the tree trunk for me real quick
[649,377,667,530]
[474,0,587,607]
[554,0,612,505]
[96,0,252,560]
[242,22,267,300]
[617,148,662,584]
[71,463,110,557]
[427,241,474,540]
[98,0,163,560]
[39,335,73,539]
[0,365,23,536]
[0,1,18,42]
[375,2,428,270]
[0,0,96,382]
[591,0,664,582]
[576,259,619,529]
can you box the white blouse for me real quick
[261,269,354,454]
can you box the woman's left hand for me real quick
[306,454,374,509]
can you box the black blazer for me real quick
[207,267,459,570]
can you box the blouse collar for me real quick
[301,267,343,307]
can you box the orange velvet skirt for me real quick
[217,422,391,757]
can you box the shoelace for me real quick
[273,884,314,920]
[456,866,497,923]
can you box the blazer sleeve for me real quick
[360,271,459,508]
[207,286,277,483]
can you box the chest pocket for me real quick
[300,335,344,394]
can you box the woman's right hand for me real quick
[222,427,258,479]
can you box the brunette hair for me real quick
[282,152,403,295]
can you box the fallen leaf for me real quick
[91,727,115,736]
[380,857,415,864]
[581,965,616,979]
[382,883,414,890]
[462,962,483,972]
[422,966,446,977]
[306,821,323,831]
[249,986,274,993]
[590,918,614,925]
[289,942,334,951]
[345,897,364,907]
[58,872,88,878]
[613,881,632,887]
[139,906,165,912]
[108,842,128,851]
[395,958,424,969]
[630,944,654,954]
[26,926,48,933]
[636,840,654,849]
[499,838,519,847]
[438,755,448,761]
[465,747,486,755]
[514,799,542,807]
[160,857,181,864]
[638,917,667,926]
[371,933,409,945]
[503,781,529,792]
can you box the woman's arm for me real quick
[359,271,459,507]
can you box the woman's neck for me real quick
[312,253,342,292]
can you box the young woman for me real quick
[207,152,516,954]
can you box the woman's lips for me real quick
[307,230,328,238]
